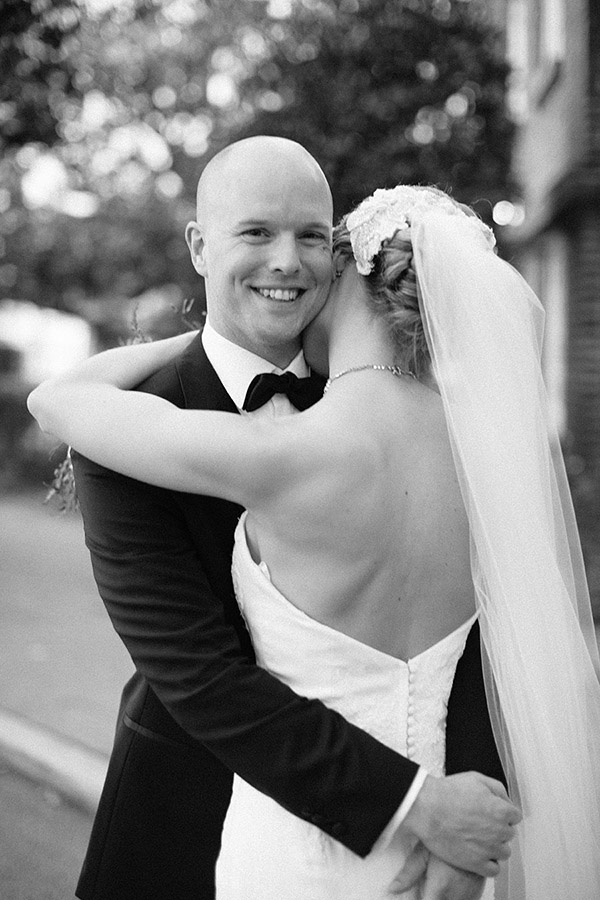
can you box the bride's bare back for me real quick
[29,327,475,662]
[245,373,475,662]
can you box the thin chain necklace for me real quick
[323,364,415,393]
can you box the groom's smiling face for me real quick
[186,139,333,368]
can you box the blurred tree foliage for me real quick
[0,0,82,149]
[230,0,514,217]
[0,0,514,327]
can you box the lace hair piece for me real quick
[346,185,496,275]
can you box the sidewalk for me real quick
[0,490,133,811]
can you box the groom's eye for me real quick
[301,231,328,243]
[242,228,269,240]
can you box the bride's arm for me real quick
[27,342,294,508]
[41,331,198,393]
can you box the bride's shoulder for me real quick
[267,403,382,485]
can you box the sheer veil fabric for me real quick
[411,211,600,899]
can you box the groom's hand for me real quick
[402,772,521,877]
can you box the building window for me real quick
[506,0,529,122]
[513,234,568,439]
[531,0,543,69]
[540,231,568,439]
[539,0,566,64]
[506,0,565,117]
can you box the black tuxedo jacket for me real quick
[73,334,503,900]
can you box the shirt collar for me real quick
[201,320,309,409]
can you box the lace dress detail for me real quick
[215,513,490,899]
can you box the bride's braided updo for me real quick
[333,185,495,377]
[332,219,430,377]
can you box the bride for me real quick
[28,186,600,899]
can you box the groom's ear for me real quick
[185,221,208,277]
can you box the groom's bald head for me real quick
[195,136,333,225]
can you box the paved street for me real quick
[0,491,132,755]
[0,763,92,900]
[0,490,133,900]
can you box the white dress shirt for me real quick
[201,319,427,845]
[201,320,309,416]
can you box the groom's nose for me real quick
[269,234,301,275]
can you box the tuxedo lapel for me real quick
[175,332,239,413]
[176,332,326,412]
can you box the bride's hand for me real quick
[390,846,487,900]
[389,841,429,896]
[420,856,486,900]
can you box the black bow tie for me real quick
[242,371,324,412]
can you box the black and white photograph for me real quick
[1,1,599,898]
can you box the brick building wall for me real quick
[566,204,600,613]
[508,0,589,233]
[502,0,600,615]
[566,1,600,614]
[589,0,600,151]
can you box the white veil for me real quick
[348,190,600,899]
[414,212,600,899]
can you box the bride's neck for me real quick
[327,291,395,376]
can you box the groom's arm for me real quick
[72,448,417,857]
[73,450,518,873]
[73,453,517,870]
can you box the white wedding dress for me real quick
[215,514,493,899]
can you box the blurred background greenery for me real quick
[0,0,515,485]
[0,0,513,327]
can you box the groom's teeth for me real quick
[256,288,300,301]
